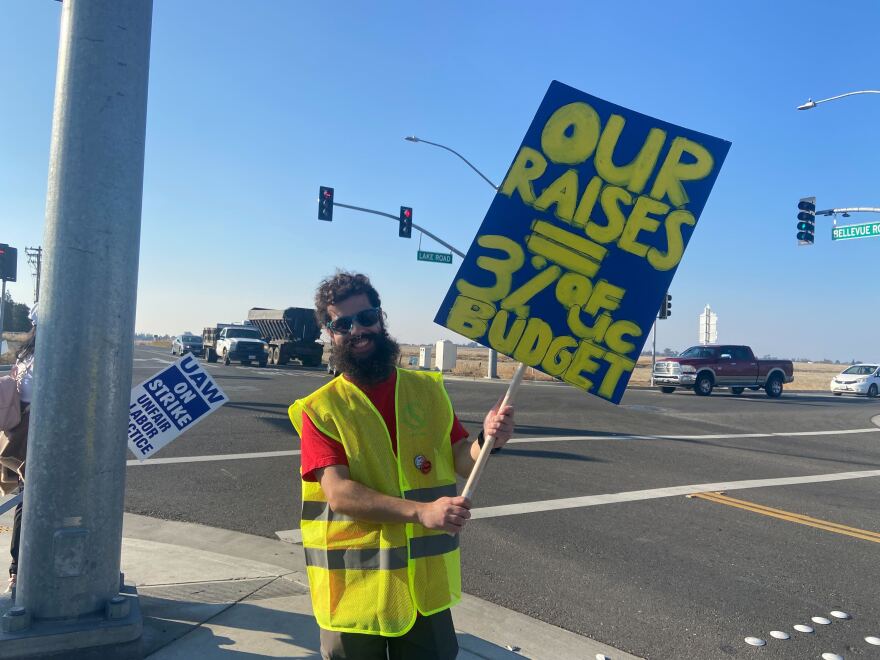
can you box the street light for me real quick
[797,90,880,110]
[404,135,500,378]
[404,136,499,191]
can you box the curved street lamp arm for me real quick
[798,90,880,110]
[815,206,880,216]
[405,137,499,191]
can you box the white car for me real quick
[830,364,880,397]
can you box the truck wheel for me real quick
[765,375,783,398]
[206,347,217,363]
[223,352,231,366]
[731,387,744,396]
[868,384,878,398]
[694,374,713,396]
[660,387,675,394]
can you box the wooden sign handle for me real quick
[461,362,527,501]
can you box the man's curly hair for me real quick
[314,271,382,327]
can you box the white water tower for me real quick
[699,305,718,345]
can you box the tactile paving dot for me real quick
[830,610,851,620]
[769,630,790,640]
[866,636,880,646]
[821,654,843,660]
[744,637,766,647]
[812,616,831,625]
[794,624,814,633]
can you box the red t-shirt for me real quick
[299,370,469,482]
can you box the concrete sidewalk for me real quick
[0,510,639,659]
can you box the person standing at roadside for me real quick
[0,304,36,593]
[289,271,514,660]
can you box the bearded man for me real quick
[289,271,514,660]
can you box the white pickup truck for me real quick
[202,325,269,367]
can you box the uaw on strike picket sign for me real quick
[128,354,228,459]
[435,81,731,404]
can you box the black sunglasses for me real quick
[326,307,382,334]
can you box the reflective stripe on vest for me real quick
[301,500,355,522]
[403,483,457,503]
[409,533,459,559]
[304,546,409,571]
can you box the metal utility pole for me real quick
[1,2,153,657]
[25,247,42,304]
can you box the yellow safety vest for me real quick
[288,368,462,636]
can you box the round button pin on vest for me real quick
[414,455,432,474]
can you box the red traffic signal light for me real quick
[0,244,17,282]
[399,206,412,238]
[318,186,334,221]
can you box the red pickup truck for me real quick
[653,345,794,397]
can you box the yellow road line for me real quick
[690,492,880,544]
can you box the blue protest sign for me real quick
[128,353,228,459]
[435,81,730,404]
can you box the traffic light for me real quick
[0,244,16,282]
[318,186,334,221]
[658,293,671,319]
[399,206,412,239]
[796,196,816,245]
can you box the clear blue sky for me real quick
[2,1,878,362]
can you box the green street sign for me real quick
[832,221,880,241]
[417,250,453,264]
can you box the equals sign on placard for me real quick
[525,220,608,278]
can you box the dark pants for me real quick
[320,609,458,660]
[9,483,22,577]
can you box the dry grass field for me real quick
[0,333,848,391]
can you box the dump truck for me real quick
[246,307,324,367]
[203,324,269,367]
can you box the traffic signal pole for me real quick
[2,2,153,657]
[650,319,656,387]
[329,200,466,259]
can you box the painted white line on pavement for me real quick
[126,449,300,466]
[131,357,175,365]
[505,427,880,445]
[470,469,880,519]
[125,427,880,468]
[273,467,880,542]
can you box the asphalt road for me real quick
[125,346,880,659]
